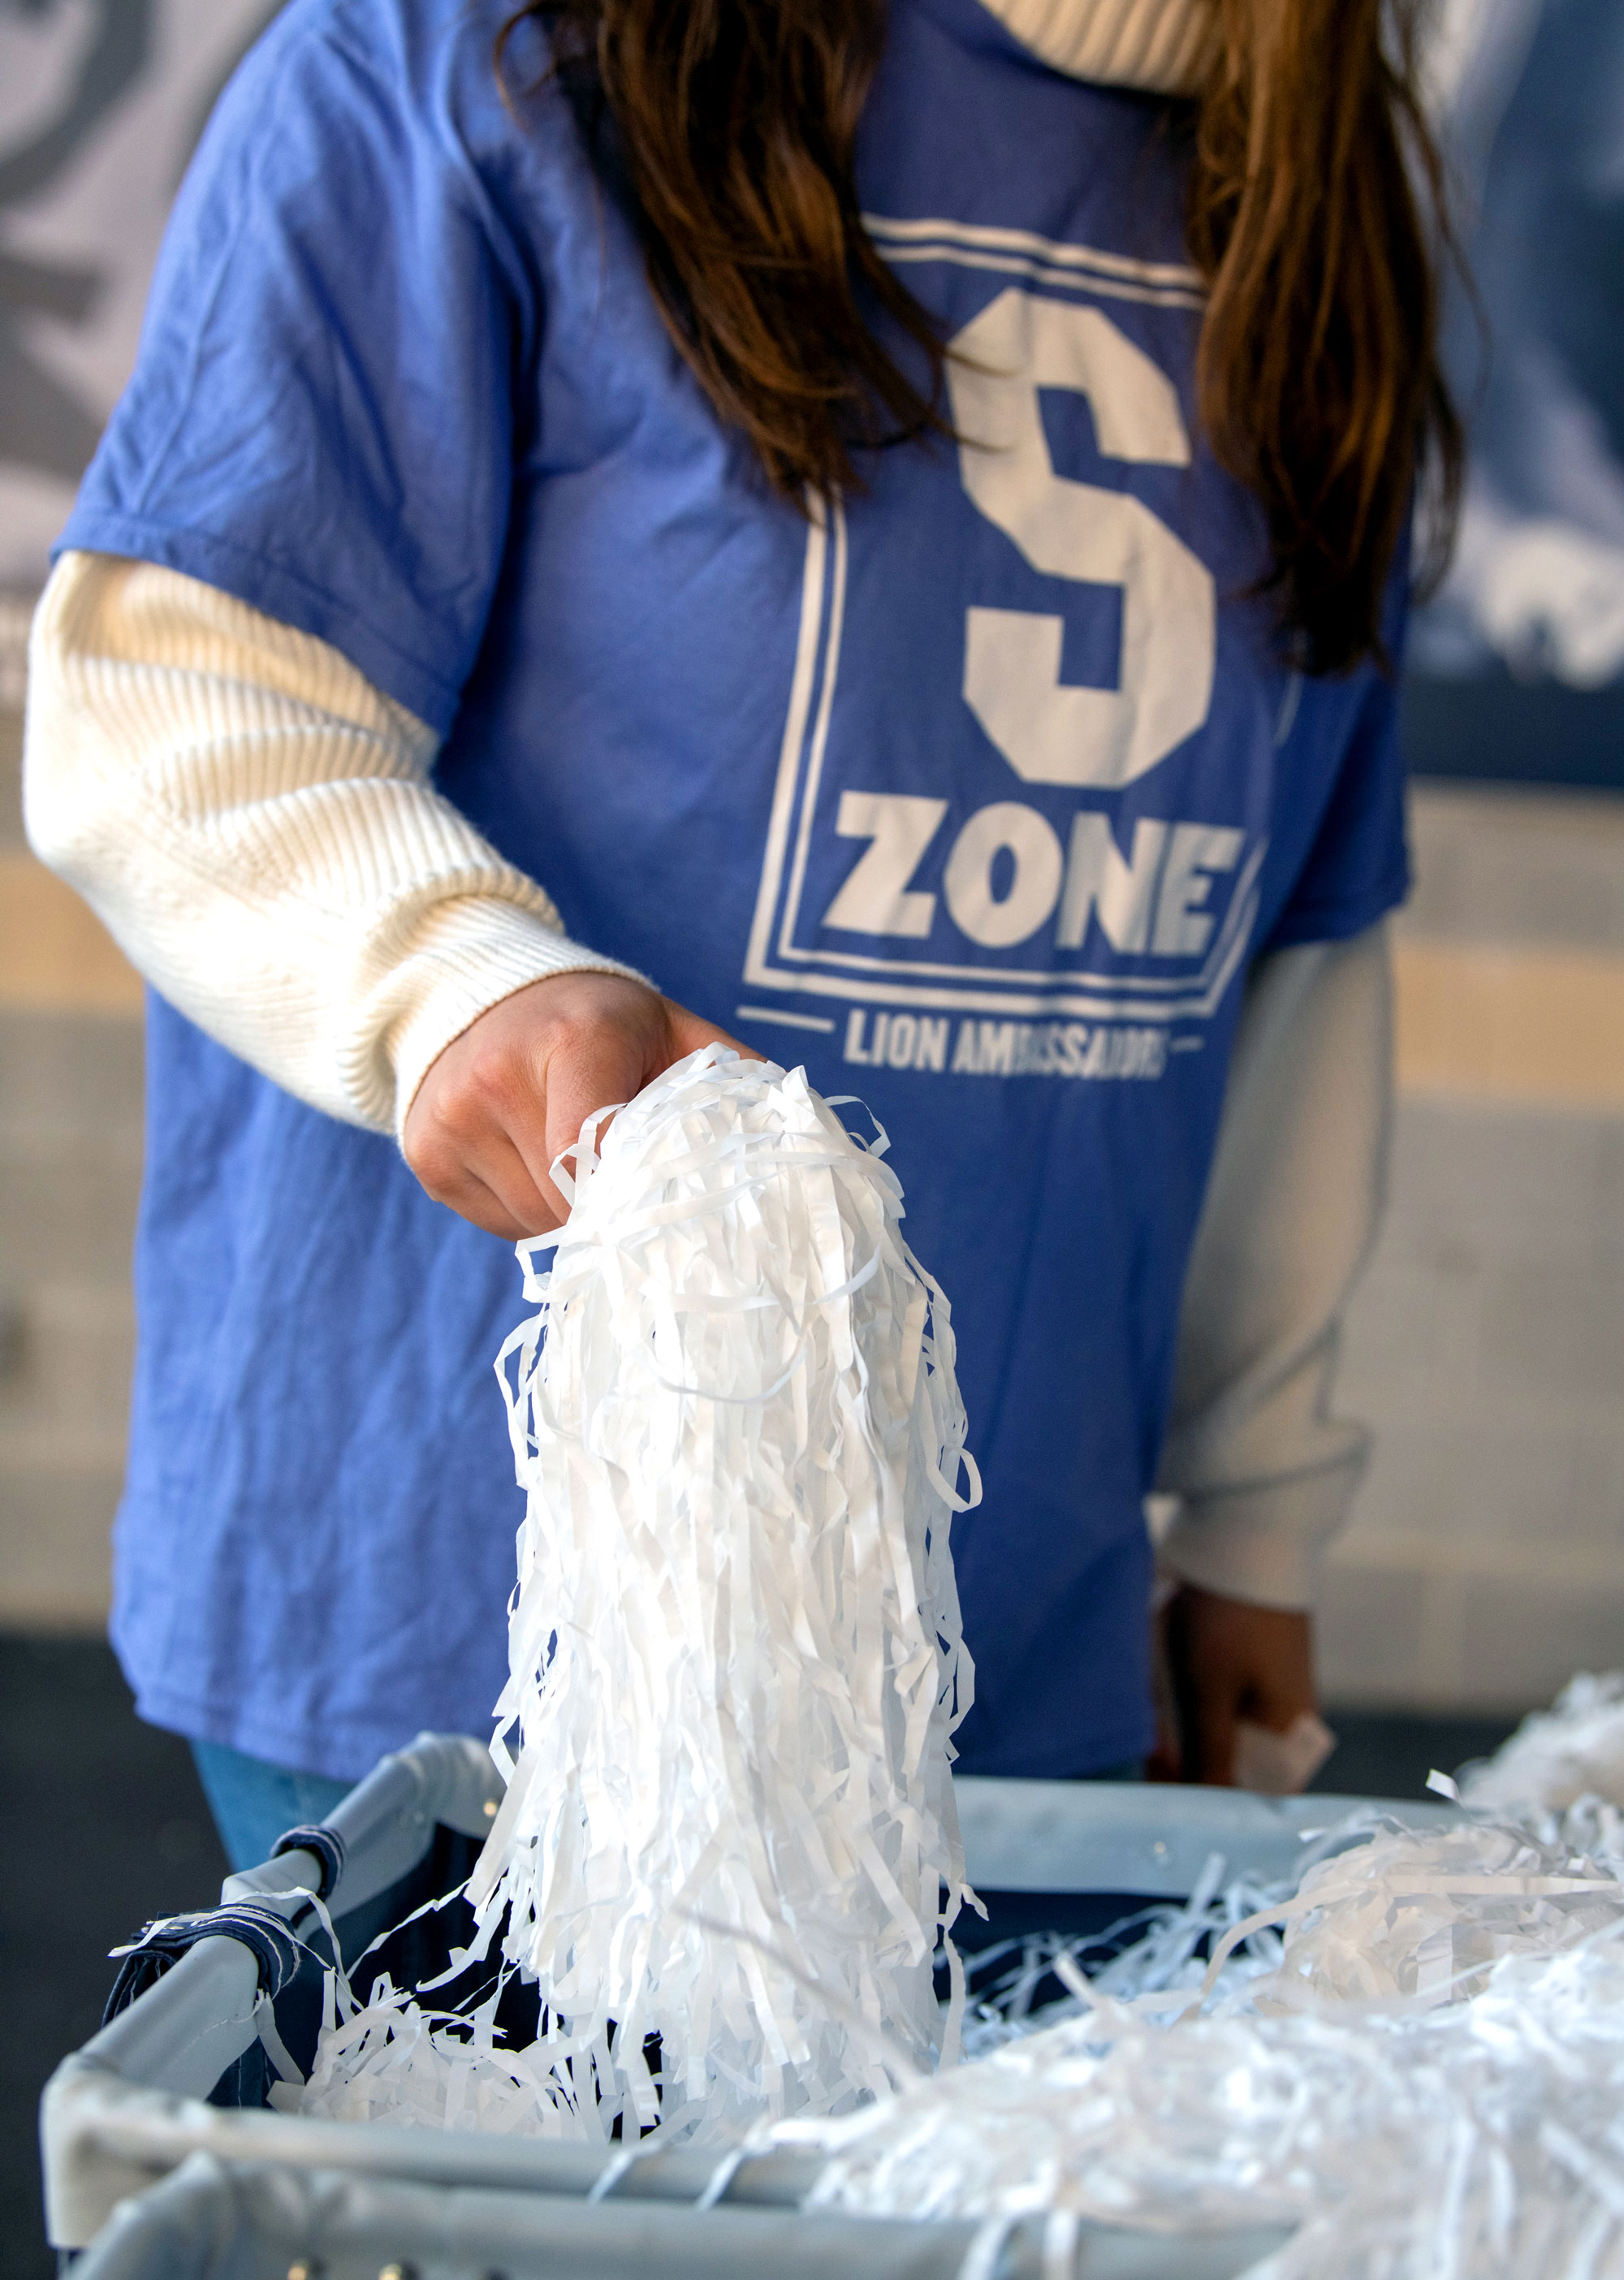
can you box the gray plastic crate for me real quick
[42,1732,1452,2278]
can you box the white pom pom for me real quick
[465,1045,980,2140]
[1462,1673,1624,1815]
[801,1816,1624,2278]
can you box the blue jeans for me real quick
[192,1740,356,1873]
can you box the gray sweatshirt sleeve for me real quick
[1155,922,1393,1609]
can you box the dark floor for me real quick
[0,1636,1524,2280]
[2,1635,228,2280]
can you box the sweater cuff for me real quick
[375,896,650,1140]
[1157,1457,1367,1612]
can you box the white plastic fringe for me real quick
[795,1811,1624,2278]
[1461,1671,1624,1815]
[952,1849,1290,2056]
[277,1968,580,2136]
[428,1045,980,2143]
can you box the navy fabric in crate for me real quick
[103,1904,302,2027]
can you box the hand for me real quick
[403,970,752,1237]
[1154,1580,1317,1786]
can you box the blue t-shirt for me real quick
[63,0,1408,1782]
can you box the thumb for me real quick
[533,1023,651,1208]
[1189,1682,1241,1787]
[533,1000,762,1214]
[663,1000,763,1064]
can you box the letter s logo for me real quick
[947,289,1216,791]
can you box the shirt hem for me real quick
[119,1665,481,1788]
[1260,864,1409,955]
[54,510,461,737]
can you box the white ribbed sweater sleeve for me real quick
[1156,922,1393,1610]
[24,551,646,1137]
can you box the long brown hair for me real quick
[501,0,1460,674]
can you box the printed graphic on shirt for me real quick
[741,227,1280,1073]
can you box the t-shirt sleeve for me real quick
[58,1,530,736]
[1260,572,1413,954]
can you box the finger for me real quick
[663,1001,764,1064]
[1148,1592,1183,1777]
[1189,1683,1242,1787]
[464,1127,565,1237]
[1250,1669,1319,1734]
[1252,1626,1318,1731]
[540,1004,763,1203]
[528,1026,650,1210]
[1161,1587,1203,1781]
[1163,1590,1240,1786]
[421,1158,538,1242]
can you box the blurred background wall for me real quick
[2,0,1622,1707]
[1326,784,1624,1708]
[1320,0,1624,1710]
[0,0,276,1643]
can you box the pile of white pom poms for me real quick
[792,1705,1624,2280]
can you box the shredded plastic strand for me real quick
[800,1914,1624,2278]
[952,1853,1290,2058]
[795,1758,1624,2278]
[287,1965,591,2136]
[1460,1671,1624,1815]
[298,1048,979,2143]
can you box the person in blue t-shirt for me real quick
[25,0,1457,1867]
